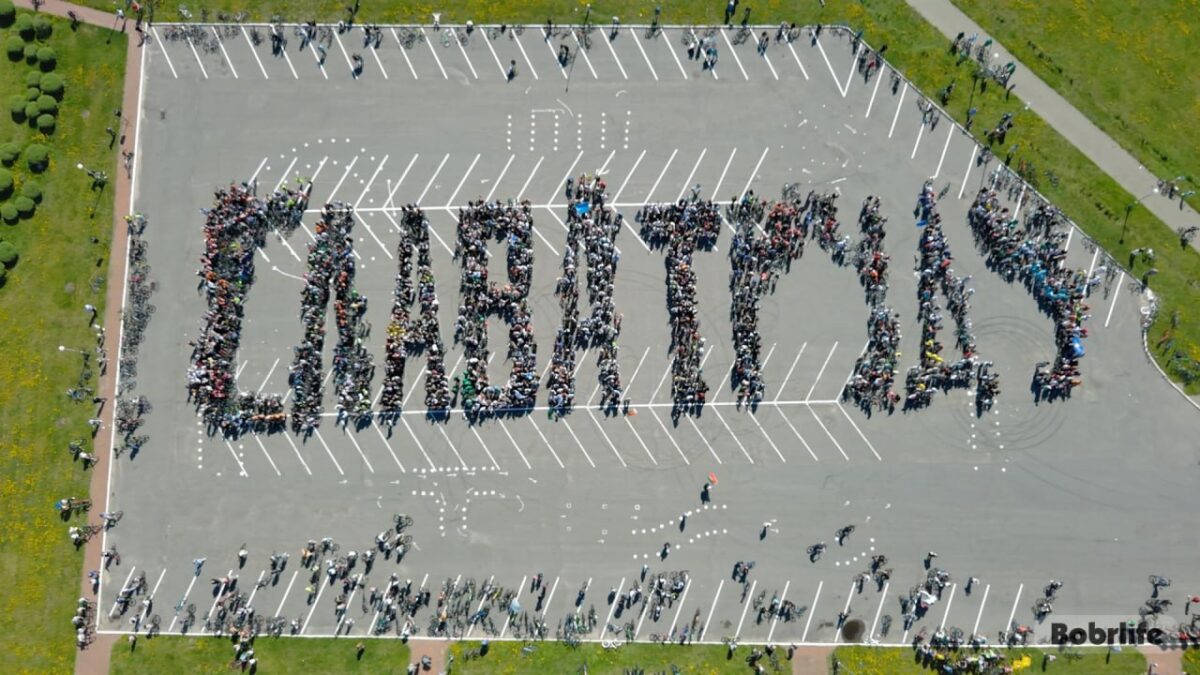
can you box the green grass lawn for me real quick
[832,645,1147,674]
[1183,647,1200,672]
[951,0,1199,214]
[110,635,411,674]
[0,8,126,673]
[448,640,758,674]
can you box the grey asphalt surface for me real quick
[97,23,1200,646]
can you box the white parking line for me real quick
[369,419,406,472]
[560,418,597,468]
[390,28,419,79]
[677,148,707,201]
[497,421,533,470]
[833,581,856,642]
[300,577,329,634]
[167,573,197,632]
[865,66,884,117]
[344,430,377,473]
[712,147,737,200]
[526,417,565,468]
[869,582,890,640]
[551,150,585,204]
[452,28,479,79]
[751,33,780,80]
[267,25,299,79]
[313,429,346,475]
[417,153,450,205]
[1064,224,1074,252]
[645,149,678,202]
[400,418,437,470]
[541,29,568,78]
[465,575,495,638]
[612,149,646,203]
[1087,247,1100,281]
[366,33,389,79]
[938,583,957,630]
[837,402,882,461]
[140,569,166,624]
[694,30,717,80]
[1104,271,1125,328]
[420,28,448,78]
[469,426,501,470]
[911,122,925,160]
[355,155,389,209]
[240,26,269,79]
[932,125,954,179]
[205,574,230,634]
[889,82,908,139]
[971,583,991,637]
[273,157,299,192]
[805,342,838,400]
[603,31,629,80]
[151,28,178,78]
[485,154,515,203]
[516,155,544,201]
[280,433,313,475]
[775,342,807,402]
[734,580,756,638]
[539,576,559,617]
[1012,184,1027,221]
[667,577,692,638]
[588,410,628,467]
[305,39,328,79]
[326,155,359,203]
[482,30,507,79]
[711,406,754,463]
[243,436,280,476]
[273,570,299,617]
[786,42,809,79]
[808,407,850,461]
[224,439,250,476]
[572,32,598,79]
[720,29,749,80]
[686,416,723,464]
[211,27,240,78]
[649,408,690,464]
[332,31,356,77]
[245,571,266,610]
[1004,584,1024,635]
[663,29,688,79]
[385,153,419,210]
[620,28,655,81]
[958,144,978,199]
[776,408,817,459]
[437,426,469,469]
[184,34,210,79]
[740,147,769,201]
[513,29,539,80]
[599,576,626,639]
[700,579,723,640]
[499,575,528,637]
[446,153,481,207]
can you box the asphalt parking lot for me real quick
[98,22,1200,646]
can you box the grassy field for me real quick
[448,640,754,674]
[0,7,126,673]
[832,645,1147,674]
[951,0,1199,214]
[110,636,411,673]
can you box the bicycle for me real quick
[732,25,752,46]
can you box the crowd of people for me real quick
[288,203,372,434]
[187,184,307,432]
[905,181,983,410]
[379,205,452,418]
[453,201,539,419]
[546,177,626,416]
[843,196,902,414]
[968,190,1086,400]
[728,197,808,408]
[636,200,721,416]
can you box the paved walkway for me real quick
[906,0,1199,252]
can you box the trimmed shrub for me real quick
[36,94,56,116]
[36,113,54,134]
[0,240,16,266]
[25,143,48,172]
[0,203,15,223]
[24,71,41,88]
[23,43,37,64]
[0,167,12,197]
[0,142,19,166]
[36,46,54,71]
[7,95,24,121]
[0,0,15,28]
[24,86,39,102]
[14,13,32,41]
[23,102,38,123]
[32,14,51,40]
[4,35,22,60]
[39,73,63,98]
[20,180,41,202]
[14,195,34,218]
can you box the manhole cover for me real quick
[841,618,866,643]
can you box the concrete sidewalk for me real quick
[905,0,1199,252]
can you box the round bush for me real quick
[0,203,15,223]
[36,94,56,116]
[7,95,25,121]
[39,73,63,98]
[32,14,51,40]
[24,86,39,102]
[0,0,15,28]
[4,35,23,60]
[14,13,32,40]
[25,143,48,172]
[35,113,54,133]
[14,195,34,218]
[0,167,12,195]
[22,44,37,64]
[23,102,38,122]
[24,71,41,88]
[20,180,41,202]
[0,240,16,266]
[0,142,19,166]
[36,46,55,71]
